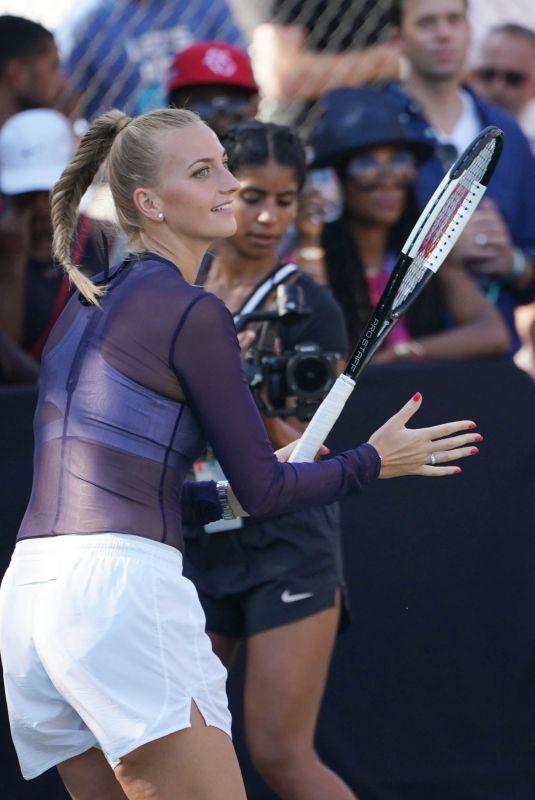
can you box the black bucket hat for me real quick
[308,86,435,168]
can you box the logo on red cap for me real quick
[202,47,239,78]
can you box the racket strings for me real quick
[394,184,470,303]
[391,141,496,312]
[459,141,496,189]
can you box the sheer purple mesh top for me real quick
[18,254,380,552]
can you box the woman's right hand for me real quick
[368,392,482,478]
[237,330,256,360]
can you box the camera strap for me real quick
[233,262,299,330]
[196,254,299,330]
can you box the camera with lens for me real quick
[237,284,339,421]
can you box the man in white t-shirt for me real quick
[384,0,535,352]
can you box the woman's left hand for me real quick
[368,393,481,478]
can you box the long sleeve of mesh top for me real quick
[172,292,380,517]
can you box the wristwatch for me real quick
[216,480,236,520]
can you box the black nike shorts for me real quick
[182,503,349,638]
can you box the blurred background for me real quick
[2,0,532,47]
[1,0,533,136]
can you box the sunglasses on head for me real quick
[344,151,417,189]
[476,67,529,87]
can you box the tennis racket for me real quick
[289,125,504,463]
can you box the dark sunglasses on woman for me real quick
[345,150,417,189]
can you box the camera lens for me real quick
[286,343,335,399]
[292,356,330,394]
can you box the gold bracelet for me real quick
[298,246,325,260]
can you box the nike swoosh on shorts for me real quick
[281,590,313,603]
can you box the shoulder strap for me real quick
[233,262,298,327]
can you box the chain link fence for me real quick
[3,0,534,35]
[58,2,243,119]
[1,0,534,132]
[5,0,533,42]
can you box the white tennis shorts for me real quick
[0,533,231,780]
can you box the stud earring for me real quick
[158,212,164,220]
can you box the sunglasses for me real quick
[187,97,254,118]
[475,67,529,87]
[345,151,417,189]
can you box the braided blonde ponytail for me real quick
[51,110,131,305]
[51,107,200,306]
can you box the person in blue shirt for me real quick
[58,0,245,119]
[384,0,535,351]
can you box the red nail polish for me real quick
[412,392,421,402]
[454,467,462,474]
[468,422,477,429]
[474,434,483,442]
[470,447,479,455]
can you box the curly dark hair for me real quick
[220,119,307,188]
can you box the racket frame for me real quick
[288,126,504,464]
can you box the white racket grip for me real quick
[288,374,356,463]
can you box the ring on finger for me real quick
[429,452,436,466]
[474,232,488,247]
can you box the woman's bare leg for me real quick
[244,593,358,800]
[57,747,128,799]
[114,702,247,800]
[208,631,241,669]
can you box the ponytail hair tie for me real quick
[117,116,133,134]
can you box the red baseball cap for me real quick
[167,42,258,94]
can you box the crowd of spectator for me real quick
[2,0,535,388]
[1,2,535,797]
